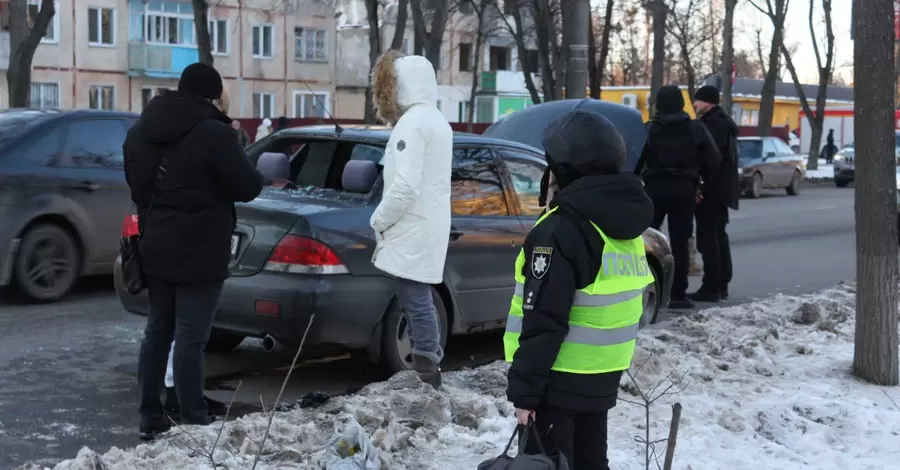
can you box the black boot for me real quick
[720,286,729,301]
[687,286,721,302]
[668,297,696,309]
[412,354,442,390]
[204,395,227,416]
[139,415,171,441]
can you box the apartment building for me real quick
[0,0,337,118]
[334,0,541,123]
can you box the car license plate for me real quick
[230,235,240,258]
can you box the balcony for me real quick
[0,33,9,70]
[480,70,538,94]
[128,42,198,78]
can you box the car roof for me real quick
[0,108,138,119]
[737,136,766,141]
[274,125,545,156]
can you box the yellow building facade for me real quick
[599,86,850,131]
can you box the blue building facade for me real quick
[127,0,199,78]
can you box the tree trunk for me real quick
[589,16,598,98]
[192,0,214,66]
[390,0,409,50]
[410,0,449,71]
[851,0,899,386]
[564,0,590,99]
[595,0,615,97]
[534,0,557,100]
[758,0,787,137]
[511,4,542,104]
[364,0,382,124]
[7,0,55,108]
[466,7,486,129]
[721,0,736,117]
[647,0,667,116]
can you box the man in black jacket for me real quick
[124,63,264,439]
[506,110,654,469]
[635,85,720,309]
[690,85,740,302]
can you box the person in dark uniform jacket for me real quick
[124,63,264,440]
[506,110,655,469]
[635,84,720,309]
[690,85,740,302]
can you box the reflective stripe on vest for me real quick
[503,206,653,375]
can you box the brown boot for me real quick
[412,354,442,390]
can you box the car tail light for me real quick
[264,235,349,275]
[122,214,139,237]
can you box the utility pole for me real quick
[564,0,591,99]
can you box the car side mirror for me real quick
[342,160,378,194]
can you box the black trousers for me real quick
[695,201,732,291]
[138,276,223,424]
[646,179,695,299]
[524,405,610,470]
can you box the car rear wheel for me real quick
[13,224,80,303]
[205,329,246,353]
[835,178,850,188]
[746,172,763,198]
[380,287,449,376]
[786,170,801,196]
[641,263,662,327]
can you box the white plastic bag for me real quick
[322,417,380,470]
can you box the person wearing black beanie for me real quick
[690,85,740,303]
[124,62,264,440]
[634,84,721,309]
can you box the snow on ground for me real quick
[18,282,900,470]
[805,160,834,180]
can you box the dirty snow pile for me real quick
[20,282,900,470]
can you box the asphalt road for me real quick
[0,184,861,469]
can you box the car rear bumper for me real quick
[114,257,395,354]
[834,168,854,180]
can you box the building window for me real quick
[28,0,59,43]
[294,27,327,62]
[253,24,275,59]
[293,92,329,118]
[88,85,115,110]
[88,7,115,46]
[209,19,228,54]
[30,82,60,109]
[253,93,276,118]
[489,46,509,71]
[144,14,194,45]
[458,101,469,122]
[741,109,759,126]
[475,97,495,123]
[141,87,171,109]
[459,43,472,72]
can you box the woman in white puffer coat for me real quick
[255,118,272,142]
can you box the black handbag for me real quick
[120,158,167,295]
[477,419,569,470]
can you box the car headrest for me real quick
[342,160,378,194]
[257,152,290,183]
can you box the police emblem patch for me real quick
[397,140,406,151]
[531,246,553,279]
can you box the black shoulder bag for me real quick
[120,157,167,295]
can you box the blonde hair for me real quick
[217,78,230,114]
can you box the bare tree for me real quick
[721,0,738,116]
[610,2,647,87]
[749,0,789,137]
[192,0,214,66]
[644,0,668,115]
[499,0,555,103]
[410,0,450,70]
[7,0,55,108]
[364,0,382,123]
[733,49,764,79]
[589,0,616,98]
[780,0,835,170]
[390,0,410,50]
[851,0,899,387]
[666,0,721,100]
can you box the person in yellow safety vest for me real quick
[505,109,654,470]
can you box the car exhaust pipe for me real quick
[261,334,283,353]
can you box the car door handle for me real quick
[64,181,100,192]
[449,229,463,241]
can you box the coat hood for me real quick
[138,91,230,145]
[372,51,438,125]
[551,173,653,240]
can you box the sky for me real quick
[740,0,854,84]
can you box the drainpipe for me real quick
[238,1,245,116]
